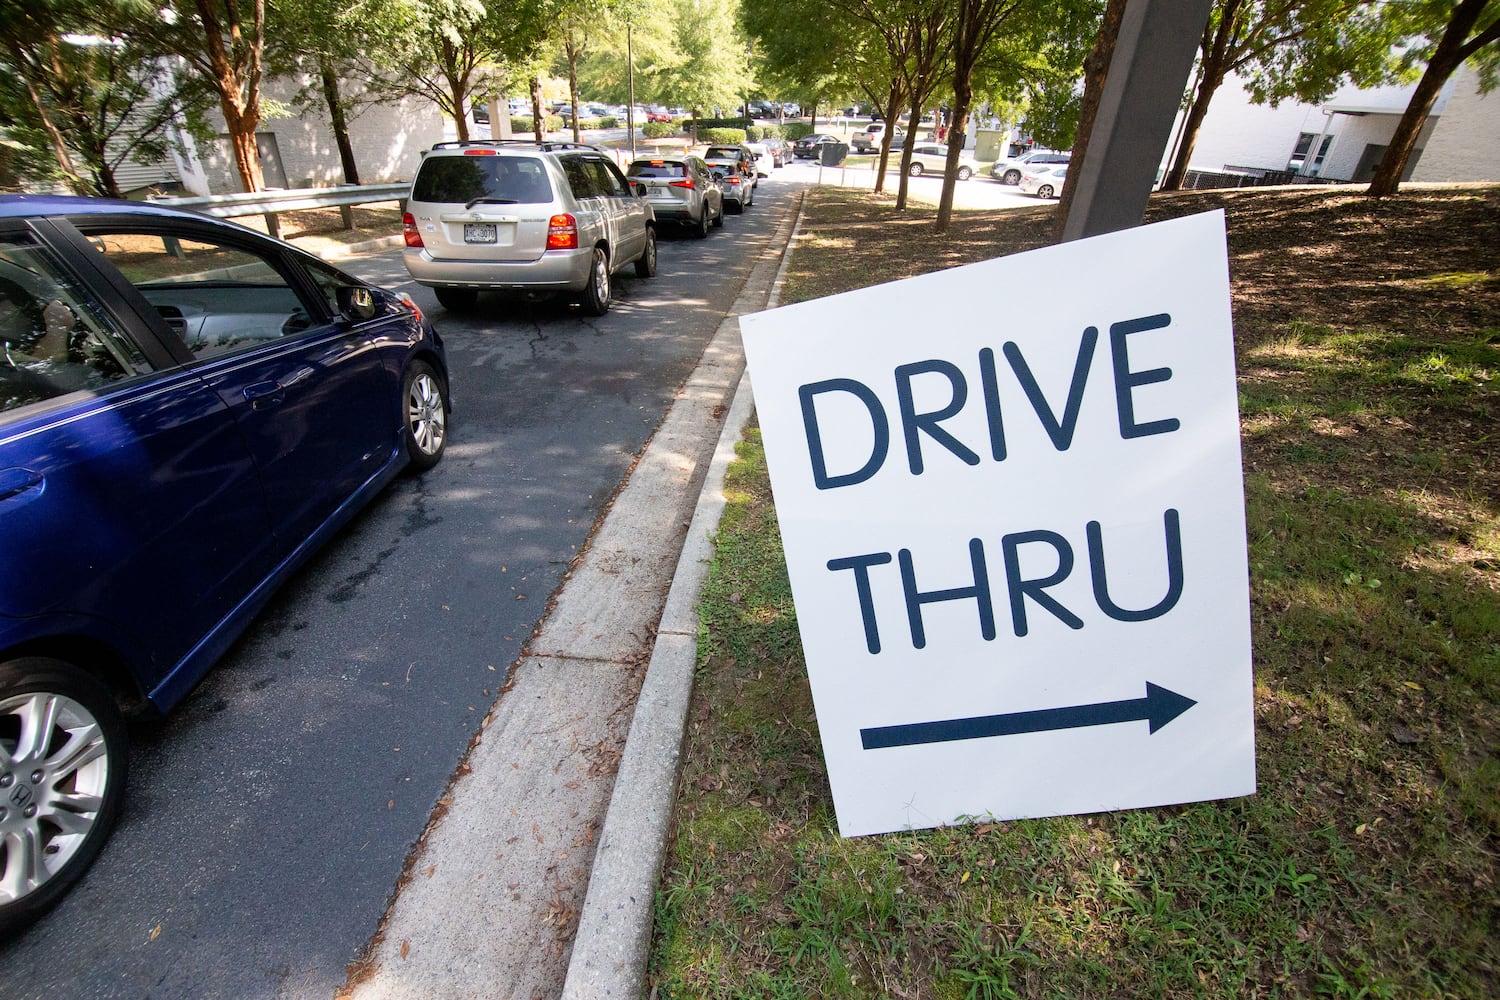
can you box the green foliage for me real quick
[651,0,756,113]
[782,122,814,141]
[0,0,211,196]
[511,115,564,133]
[699,128,747,144]
[382,0,552,138]
[689,117,754,131]
[741,0,872,121]
[642,120,678,138]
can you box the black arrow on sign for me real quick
[860,682,1197,750]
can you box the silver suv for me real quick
[992,149,1071,185]
[402,141,657,315]
[626,155,724,238]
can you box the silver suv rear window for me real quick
[411,155,554,204]
[628,162,688,178]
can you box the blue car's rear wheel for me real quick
[0,659,126,936]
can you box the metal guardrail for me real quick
[152,182,410,238]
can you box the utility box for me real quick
[974,128,1009,164]
[820,142,849,167]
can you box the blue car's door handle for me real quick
[243,368,315,410]
[0,467,44,503]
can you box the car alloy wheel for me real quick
[0,659,126,935]
[957,166,973,181]
[694,206,710,239]
[908,163,924,176]
[635,228,657,278]
[1038,184,1055,199]
[581,247,611,316]
[1004,169,1021,185]
[403,361,447,472]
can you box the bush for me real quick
[782,122,814,141]
[642,121,677,139]
[687,117,752,132]
[597,116,619,129]
[510,116,563,134]
[699,128,747,145]
[756,124,786,140]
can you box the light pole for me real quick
[627,25,637,160]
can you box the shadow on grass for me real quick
[652,185,1498,999]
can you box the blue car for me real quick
[0,195,449,931]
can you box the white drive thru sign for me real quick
[739,210,1256,837]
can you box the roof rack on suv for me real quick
[427,139,606,153]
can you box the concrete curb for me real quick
[313,234,405,260]
[560,191,807,999]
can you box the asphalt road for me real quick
[2,174,801,999]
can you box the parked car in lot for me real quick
[792,133,841,159]
[992,148,1071,185]
[402,140,657,315]
[1019,164,1068,198]
[851,123,904,154]
[0,194,450,933]
[903,142,980,180]
[626,155,724,237]
[702,144,758,212]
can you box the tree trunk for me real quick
[875,77,905,195]
[935,86,972,233]
[531,77,545,142]
[1158,64,1225,191]
[568,32,582,143]
[320,59,361,185]
[1368,0,1497,197]
[1055,0,1127,240]
[88,140,123,199]
[894,95,923,210]
[221,101,266,193]
[195,0,266,194]
[1160,1,1240,192]
[8,40,89,194]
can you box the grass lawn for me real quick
[649,185,1499,999]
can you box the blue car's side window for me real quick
[0,236,150,415]
[89,233,310,360]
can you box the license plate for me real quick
[464,223,498,244]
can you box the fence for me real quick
[1180,167,1336,190]
[152,182,410,239]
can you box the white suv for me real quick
[402,141,657,315]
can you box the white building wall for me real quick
[196,76,444,193]
[1159,69,1488,184]
[1164,78,1331,174]
[1413,64,1500,182]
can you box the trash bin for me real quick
[819,142,849,167]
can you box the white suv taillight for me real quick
[547,214,579,250]
[403,213,424,248]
